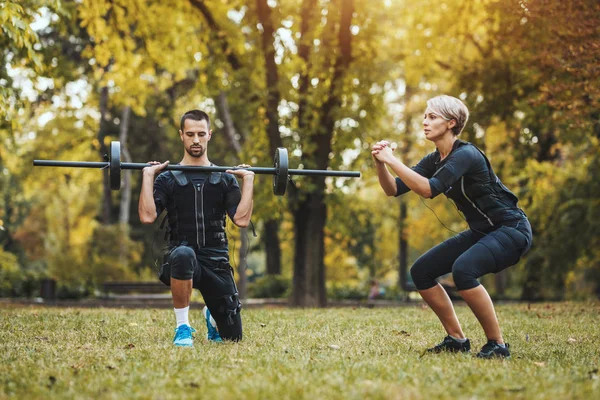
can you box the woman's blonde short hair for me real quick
[427,95,469,136]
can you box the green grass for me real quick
[1,302,599,399]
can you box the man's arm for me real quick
[226,165,255,228]
[138,161,169,224]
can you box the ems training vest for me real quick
[439,141,524,231]
[165,170,237,249]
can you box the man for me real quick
[139,109,254,346]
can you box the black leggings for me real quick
[159,246,243,341]
[410,218,532,291]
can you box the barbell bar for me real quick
[33,141,361,196]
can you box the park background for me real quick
[1,0,599,306]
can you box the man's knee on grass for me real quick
[204,294,242,341]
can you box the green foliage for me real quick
[247,275,291,299]
[0,248,20,296]
[327,281,367,300]
[1,0,598,301]
[88,224,144,284]
[518,141,600,299]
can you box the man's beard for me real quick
[186,145,205,158]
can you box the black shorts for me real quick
[159,246,242,341]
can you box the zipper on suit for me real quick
[194,183,206,248]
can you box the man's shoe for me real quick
[476,340,510,359]
[427,335,471,353]
[173,324,195,347]
[203,306,223,343]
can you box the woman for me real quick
[372,95,532,358]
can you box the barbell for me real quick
[33,141,361,196]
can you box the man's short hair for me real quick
[180,110,211,132]
[427,95,469,136]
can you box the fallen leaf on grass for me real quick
[124,343,135,349]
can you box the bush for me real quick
[327,282,367,300]
[0,249,45,297]
[248,275,291,298]
[0,249,21,297]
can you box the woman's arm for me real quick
[372,142,432,198]
[374,160,397,196]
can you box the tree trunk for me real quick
[495,270,507,297]
[118,106,132,266]
[256,0,283,276]
[118,106,132,225]
[237,227,249,299]
[189,0,242,70]
[216,91,249,296]
[264,219,282,275]
[398,90,413,292]
[398,199,409,290]
[290,0,354,307]
[97,86,111,225]
[291,190,327,307]
[217,92,242,154]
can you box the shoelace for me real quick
[175,325,195,337]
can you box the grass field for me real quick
[1,302,599,399]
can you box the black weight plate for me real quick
[273,147,288,196]
[110,141,121,190]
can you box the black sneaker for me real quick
[476,340,510,359]
[426,335,471,353]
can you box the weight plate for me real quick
[272,147,288,196]
[110,141,121,190]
